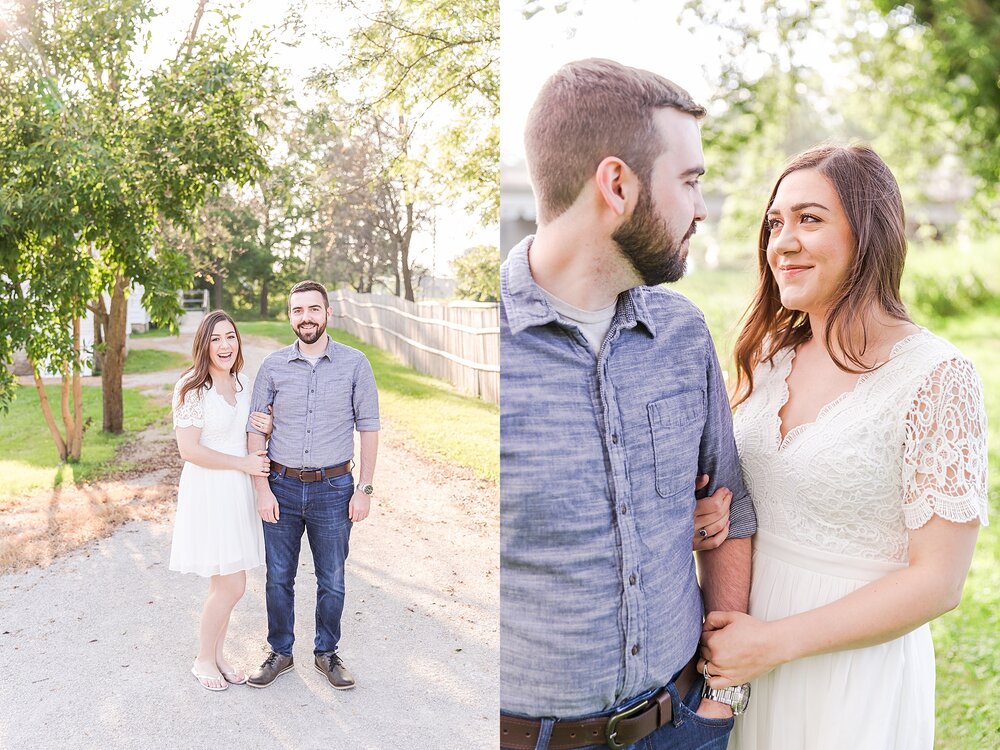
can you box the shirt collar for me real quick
[287,335,334,362]
[502,235,658,338]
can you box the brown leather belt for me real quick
[269,460,351,483]
[500,657,698,750]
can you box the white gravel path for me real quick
[0,330,499,749]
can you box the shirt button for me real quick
[629,574,637,586]
[611,433,618,444]
[305,450,309,453]
[631,644,640,656]
[620,504,627,515]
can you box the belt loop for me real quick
[666,680,684,728]
[533,718,555,750]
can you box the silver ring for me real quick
[703,660,713,679]
[698,528,708,539]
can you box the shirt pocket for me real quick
[647,389,706,499]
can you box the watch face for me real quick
[732,683,751,715]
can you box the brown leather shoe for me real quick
[247,651,294,688]
[314,651,355,690]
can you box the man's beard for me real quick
[611,188,695,286]
[295,319,327,344]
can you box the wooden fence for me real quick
[329,291,499,404]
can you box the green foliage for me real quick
[0,385,167,503]
[679,0,998,238]
[0,0,274,431]
[330,0,499,225]
[237,321,499,482]
[872,0,1000,203]
[904,271,998,320]
[452,245,501,303]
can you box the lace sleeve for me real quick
[902,357,989,529]
[172,379,205,429]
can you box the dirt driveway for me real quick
[0,332,499,749]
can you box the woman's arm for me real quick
[699,516,979,687]
[175,426,269,476]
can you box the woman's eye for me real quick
[768,218,782,230]
[801,214,819,223]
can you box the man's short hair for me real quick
[525,58,706,224]
[288,280,329,309]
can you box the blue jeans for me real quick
[263,470,354,656]
[502,675,733,750]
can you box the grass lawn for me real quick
[237,321,499,482]
[675,240,1000,749]
[123,348,189,374]
[0,385,168,505]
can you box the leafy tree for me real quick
[453,245,500,303]
[872,0,1000,199]
[325,0,499,225]
[0,0,271,450]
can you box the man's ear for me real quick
[594,156,638,218]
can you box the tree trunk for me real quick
[92,296,107,376]
[101,276,128,434]
[70,317,84,460]
[31,362,68,461]
[401,202,416,302]
[211,271,224,310]
[260,277,269,318]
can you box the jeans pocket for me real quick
[324,472,354,490]
[677,678,735,732]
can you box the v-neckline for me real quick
[774,329,927,451]
[211,376,238,408]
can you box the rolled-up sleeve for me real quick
[246,359,276,436]
[352,356,380,432]
[699,335,756,538]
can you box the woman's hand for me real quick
[250,405,273,436]
[241,449,271,477]
[693,474,732,551]
[699,611,786,688]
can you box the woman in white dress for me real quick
[170,310,273,691]
[696,145,988,748]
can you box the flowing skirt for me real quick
[169,462,265,577]
[729,530,934,750]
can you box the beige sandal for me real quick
[191,665,228,691]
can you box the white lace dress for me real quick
[730,331,988,750]
[168,375,265,577]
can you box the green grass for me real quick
[675,240,1000,749]
[0,385,168,504]
[130,326,174,338]
[237,320,499,482]
[123,348,189,374]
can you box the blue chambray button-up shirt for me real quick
[500,236,755,719]
[247,336,380,467]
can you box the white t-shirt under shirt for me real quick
[539,288,616,355]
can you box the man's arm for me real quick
[696,332,755,613]
[697,537,751,613]
[349,430,378,522]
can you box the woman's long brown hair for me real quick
[732,145,912,407]
[176,310,245,406]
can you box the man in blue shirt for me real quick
[501,59,756,750]
[245,280,380,690]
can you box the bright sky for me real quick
[501,2,716,164]
[143,1,494,275]
[501,0,848,164]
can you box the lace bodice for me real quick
[733,331,989,563]
[172,375,251,456]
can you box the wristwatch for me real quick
[701,681,751,716]
[358,482,374,496]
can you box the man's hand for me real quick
[257,486,280,523]
[696,697,734,720]
[348,490,371,522]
